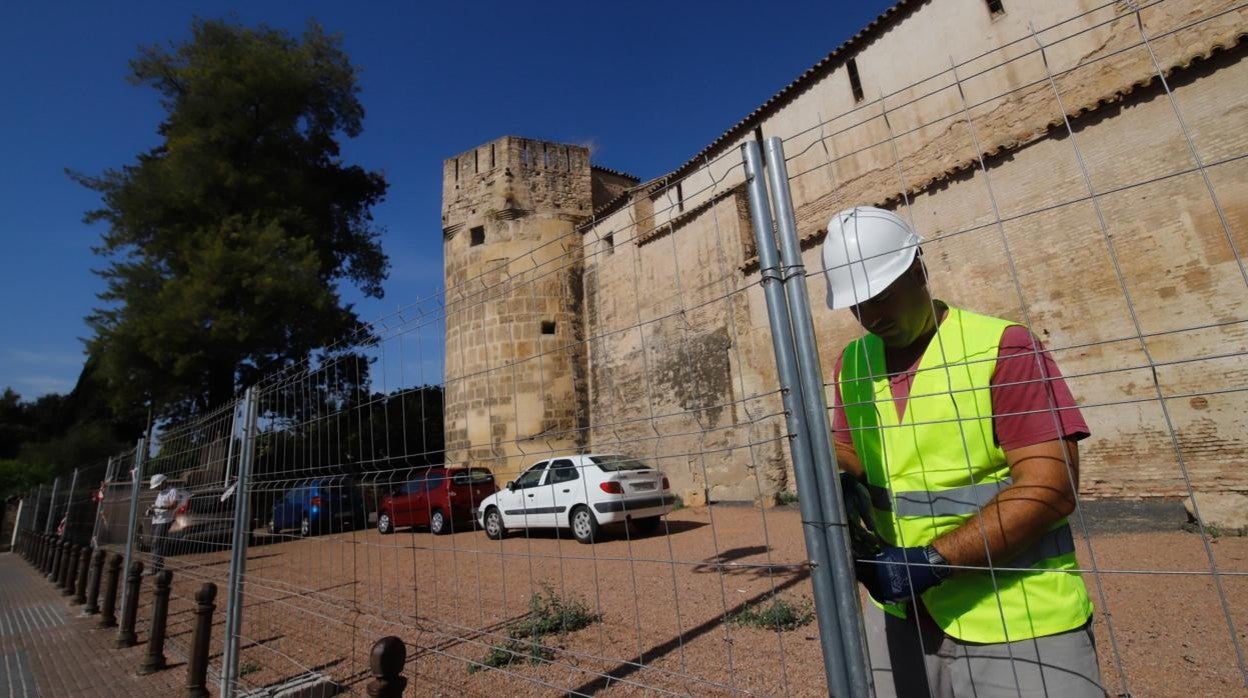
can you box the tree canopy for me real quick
[74,18,389,422]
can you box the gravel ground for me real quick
[134,501,1248,697]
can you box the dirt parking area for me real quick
[138,503,1248,696]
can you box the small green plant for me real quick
[511,584,598,638]
[238,662,261,677]
[777,491,799,506]
[469,639,553,673]
[669,495,686,511]
[470,584,600,673]
[728,596,814,631]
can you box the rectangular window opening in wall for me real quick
[753,125,765,164]
[541,320,556,335]
[490,143,496,169]
[604,233,614,254]
[847,58,864,102]
[474,149,479,173]
[454,158,459,182]
[470,226,485,246]
[986,0,1004,15]
[676,182,684,213]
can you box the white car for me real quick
[477,454,676,544]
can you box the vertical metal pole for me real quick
[120,439,146,612]
[44,477,61,534]
[222,389,259,698]
[8,498,22,550]
[64,467,80,541]
[742,140,852,698]
[764,136,872,697]
[90,457,115,548]
[31,485,44,541]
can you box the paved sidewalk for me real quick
[0,552,189,697]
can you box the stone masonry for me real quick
[444,0,1248,501]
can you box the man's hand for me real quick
[859,544,951,604]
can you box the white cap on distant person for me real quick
[821,206,922,310]
[150,473,167,490]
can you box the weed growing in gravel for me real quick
[470,639,553,673]
[728,596,814,631]
[238,662,261,677]
[469,584,600,673]
[777,491,799,506]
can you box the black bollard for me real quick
[61,544,81,596]
[72,546,90,604]
[139,570,172,674]
[117,560,143,647]
[184,582,217,698]
[366,636,407,698]
[84,549,106,614]
[98,554,123,628]
[50,540,66,584]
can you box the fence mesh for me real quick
[10,0,1248,695]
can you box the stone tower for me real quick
[442,136,634,478]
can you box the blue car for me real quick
[268,476,365,537]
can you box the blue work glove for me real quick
[859,544,952,604]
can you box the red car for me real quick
[377,467,497,535]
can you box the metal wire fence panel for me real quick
[207,2,1240,693]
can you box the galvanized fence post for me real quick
[89,456,115,548]
[222,389,259,698]
[121,438,146,612]
[44,476,61,534]
[763,136,872,695]
[742,140,856,698]
[8,496,23,551]
[64,467,80,540]
[30,484,44,542]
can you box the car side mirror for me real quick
[506,481,516,491]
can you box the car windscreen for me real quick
[452,469,494,485]
[589,455,651,472]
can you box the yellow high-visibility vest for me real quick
[838,305,1092,643]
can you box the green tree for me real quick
[73,19,388,421]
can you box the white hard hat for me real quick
[150,473,168,490]
[821,206,922,310]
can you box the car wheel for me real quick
[632,516,662,535]
[377,512,394,535]
[430,509,449,536]
[571,506,600,545]
[300,516,311,538]
[484,508,505,541]
[267,519,278,535]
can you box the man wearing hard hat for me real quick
[145,473,188,575]
[822,207,1102,696]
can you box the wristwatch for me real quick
[924,545,953,580]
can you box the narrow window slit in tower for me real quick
[470,226,485,246]
[604,233,614,254]
[847,58,865,102]
[986,0,1005,16]
[541,321,556,335]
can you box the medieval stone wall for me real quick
[443,0,1247,500]
[442,137,593,480]
[578,0,1247,500]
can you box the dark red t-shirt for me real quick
[831,325,1089,451]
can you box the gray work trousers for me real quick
[864,602,1104,697]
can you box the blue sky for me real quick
[0,0,893,399]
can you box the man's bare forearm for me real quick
[931,439,1080,569]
